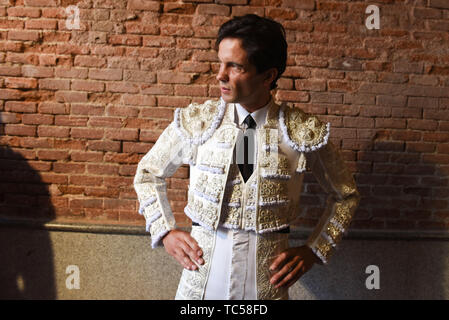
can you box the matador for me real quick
[134,14,360,300]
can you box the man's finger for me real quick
[180,236,204,265]
[174,248,198,270]
[178,241,203,268]
[275,260,304,289]
[270,257,300,286]
[183,234,203,257]
[269,251,288,272]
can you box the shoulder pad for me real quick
[174,99,226,145]
[279,105,330,153]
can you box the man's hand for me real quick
[162,229,204,271]
[269,245,320,289]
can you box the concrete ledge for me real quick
[1,217,449,240]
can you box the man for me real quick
[134,14,360,300]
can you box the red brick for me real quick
[38,125,70,138]
[295,79,326,92]
[71,128,104,140]
[275,90,309,102]
[71,80,105,92]
[4,124,36,137]
[106,82,139,93]
[88,68,122,81]
[123,70,156,83]
[86,164,119,176]
[375,118,406,129]
[103,153,141,164]
[407,119,438,130]
[71,151,104,163]
[140,107,173,119]
[197,4,230,16]
[87,140,121,152]
[7,7,41,18]
[109,34,142,46]
[39,78,70,90]
[25,19,57,30]
[0,66,22,76]
[8,30,41,41]
[161,24,194,37]
[104,128,139,141]
[74,55,106,68]
[123,142,152,154]
[158,71,194,84]
[22,113,54,125]
[53,163,85,174]
[5,77,38,89]
[55,115,88,127]
[423,132,449,142]
[0,89,22,100]
[157,96,191,108]
[0,112,20,124]
[174,84,208,97]
[69,175,103,187]
[391,130,422,141]
[22,65,54,78]
[344,117,374,128]
[37,149,69,161]
[127,0,160,11]
[55,91,89,103]
[71,104,104,116]
[231,6,264,17]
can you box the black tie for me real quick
[239,115,257,182]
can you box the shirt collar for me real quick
[234,98,271,129]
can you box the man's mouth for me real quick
[221,87,231,93]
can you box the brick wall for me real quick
[0,0,448,231]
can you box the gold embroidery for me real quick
[175,226,215,300]
[316,236,333,261]
[215,127,238,146]
[180,100,220,136]
[256,232,289,300]
[326,222,343,244]
[332,199,357,230]
[194,173,224,203]
[186,196,219,229]
[285,107,328,150]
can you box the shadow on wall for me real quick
[294,125,448,299]
[0,113,56,299]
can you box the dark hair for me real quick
[215,14,287,90]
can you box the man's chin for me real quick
[220,94,237,103]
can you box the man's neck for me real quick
[239,94,271,114]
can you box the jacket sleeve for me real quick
[305,141,360,264]
[134,121,190,248]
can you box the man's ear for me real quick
[264,68,278,88]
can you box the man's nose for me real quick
[216,65,228,83]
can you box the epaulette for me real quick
[279,104,330,172]
[173,99,226,145]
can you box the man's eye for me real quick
[232,64,243,71]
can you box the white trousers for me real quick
[204,227,257,300]
[175,225,289,300]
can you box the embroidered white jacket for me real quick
[134,98,360,264]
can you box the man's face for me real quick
[216,38,273,110]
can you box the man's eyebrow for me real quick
[217,56,244,68]
[229,61,244,68]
